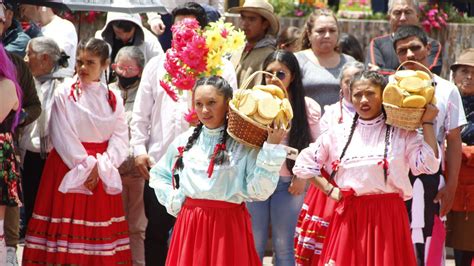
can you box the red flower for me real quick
[180,36,209,72]
[172,72,196,91]
[184,109,199,125]
[221,28,229,38]
[160,80,178,101]
[164,51,181,77]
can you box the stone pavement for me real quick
[16,244,456,265]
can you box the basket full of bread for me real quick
[228,71,293,148]
[382,61,436,131]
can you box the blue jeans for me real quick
[247,178,305,266]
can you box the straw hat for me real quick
[451,48,474,71]
[229,0,280,36]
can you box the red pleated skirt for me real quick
[22,142,132,265]
[166,198,261,266]
[319,191,416,266]
[294,184,338,266]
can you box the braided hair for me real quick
[171,76,233,186]
[330,70,392,183]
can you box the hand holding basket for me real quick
[382,60,436,130]
[227,71,293,148]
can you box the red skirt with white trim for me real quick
[22,142,132,265]
[166,198,261,266]
[319,191,416,266]
[294,184,338,266]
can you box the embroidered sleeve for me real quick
[293,133,329,179]
[405,131,440,176]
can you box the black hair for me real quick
[172,2,209,29]
[111,20,136,32]
[77,38,110,65]
[332,70,392,182]
[349,70,388,97]
[262,50,312,174]
[75,38,116,112]
[173,76,232,181]
[3,0,18,12]
[338,33,364,63]
[392,25,429,51]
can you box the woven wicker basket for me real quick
[383,103,425,130]
[384,60,434,131]
[227,71,289,148]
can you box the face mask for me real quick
[117,74,140,89]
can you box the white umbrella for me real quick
[13,0,166,13]
[64,0,166,13]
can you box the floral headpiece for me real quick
[160,18,245,124]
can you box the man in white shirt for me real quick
[393,25,466,265]
[130,3,236,265]
[19,5,77,73]
[147,0,224,51]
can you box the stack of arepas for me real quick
[232,84,293,129]
[227,83,293,148]
[382,68,435,130]
[383,69,436,108]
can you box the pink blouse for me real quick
[319,99,355,133]
[50,80,129,195]
[293,114,440,200]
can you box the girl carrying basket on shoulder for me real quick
[149,76,287,266]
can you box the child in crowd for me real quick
[149,76,287,265]
[22,38,131,265]
[294,71,440,266]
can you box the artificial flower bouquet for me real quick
[160,18,245,123]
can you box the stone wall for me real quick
[77,14,474,78]
[227,15,474,78]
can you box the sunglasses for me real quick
[112,63,141,74]
[265,70,287,81]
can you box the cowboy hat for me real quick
[228,0,280,36]
[451,48,474,71]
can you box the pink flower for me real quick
[432,21,441,29]
[184,109,199,125]
[294,10,304,17]
[221,28,229,38]
[172,72,196,91]
[180,37,208,72]
[422,20,432,33]
[164,51,181,77]
[160,80,178,102]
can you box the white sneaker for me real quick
[6,247,18,266]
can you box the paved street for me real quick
[16,244,457,265]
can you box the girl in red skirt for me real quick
[22,38,132,265]
[293,71,440,266]
[149,76,287,266]
[294,61,363,266]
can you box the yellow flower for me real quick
[206,50,223,73]
[225,30,246,51]
[205,30,224,52]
